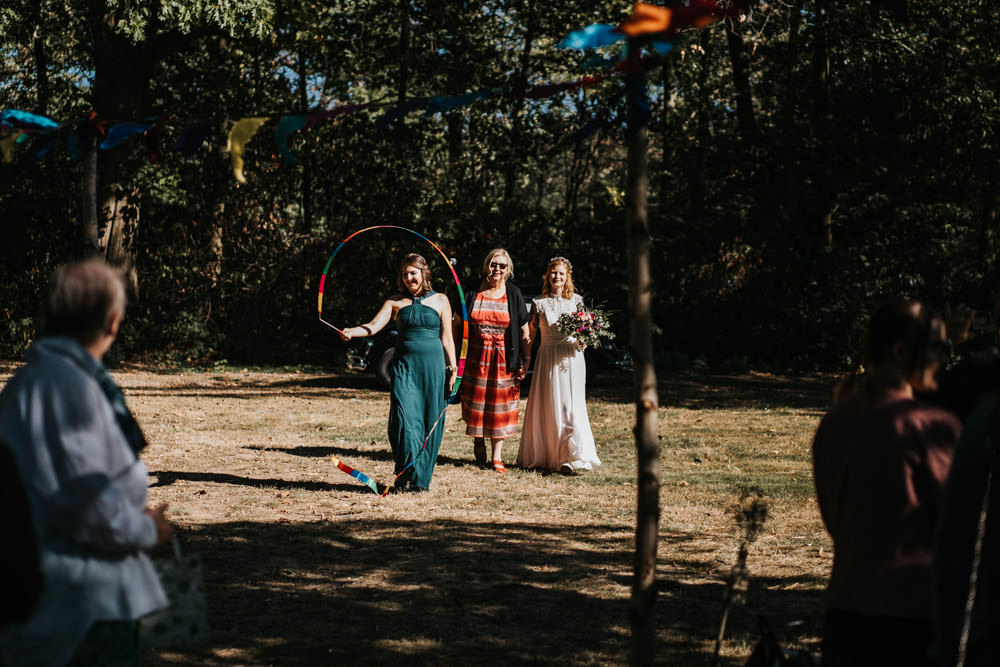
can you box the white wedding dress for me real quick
[517,294,601,472]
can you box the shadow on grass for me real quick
[149,470,367,494]
[244,443,396,463]
[253,444,479,470]
[124,372,386,401]
[650,373,834,411]
[143,520,823,667]
[125,371,834,414]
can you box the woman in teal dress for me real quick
[340,254,458,492]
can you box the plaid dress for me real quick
[461,292,521,438]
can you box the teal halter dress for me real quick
[388,291,446,490]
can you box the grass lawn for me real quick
[3,363,837,665]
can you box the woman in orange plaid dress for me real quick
[460,249,531,473]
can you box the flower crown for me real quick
[549,256,572,270]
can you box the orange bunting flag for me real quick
[226,117,269,184]
[620,3,673,37]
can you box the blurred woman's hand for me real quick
[145,503,174,548]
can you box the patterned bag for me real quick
[139,536,210,648]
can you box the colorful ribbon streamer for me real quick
[317,225,470,495]
[330,457,382,495]
[317,225,469,393]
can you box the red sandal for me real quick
[492,460,507,474]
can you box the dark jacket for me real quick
[932,393,1000,665]
[464,281,530,373]
[812,383,959,619]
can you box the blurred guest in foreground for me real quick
[920,299,1000,423]
[932,378,1000,664]
[0,259,173,667]
[812,298,959,667]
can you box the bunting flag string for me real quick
[0,1,746,170]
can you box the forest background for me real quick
[1,0,997,371]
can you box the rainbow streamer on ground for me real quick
[330,457,382,495]
[317,225,469,496]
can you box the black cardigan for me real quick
[463,281,530,373]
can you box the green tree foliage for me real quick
[1,0,997,370]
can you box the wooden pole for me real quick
[626,59,661,666]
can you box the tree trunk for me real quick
[298,50,313,234]
[398,0,410,102]
[781,0,804,130]
[81,135,100,255]
[210,201,225,289]
[724,16,759,143]
[500,5,535,232]
[32,0,50,115]
[688,29,713,217]
[778,0,804,228]
[811,2,834,250]
[657,55,676,218]
[100,189,141,294]
[627,52,661,666]
[87,2,154,297]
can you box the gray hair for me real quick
[41,259,126,344]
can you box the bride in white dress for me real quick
[516,257,601,474]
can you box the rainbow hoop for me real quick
[317,224,468,395]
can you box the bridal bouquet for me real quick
[556,306,611,349]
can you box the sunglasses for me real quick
[489,262,508,270]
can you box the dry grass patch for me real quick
[0,363,836,665]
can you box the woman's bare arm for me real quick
[339,299,396,341]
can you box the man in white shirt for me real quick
[0,259,173,667]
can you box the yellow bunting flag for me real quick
[0,130,23,163]
[225,117,269,184]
